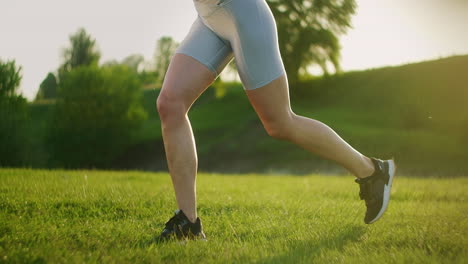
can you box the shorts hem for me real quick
[175,51,219,76]
[244,70,286,90]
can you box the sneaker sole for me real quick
[367,159,396,224]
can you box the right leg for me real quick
[156,53,216,223]
[156,16,233,226]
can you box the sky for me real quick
[1,0,467,101]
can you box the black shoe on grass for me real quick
[154,209,206,243]
[355,158,396,224]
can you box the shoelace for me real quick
[355,159,384,202]
[164,214,180,229]
[355,178,373,201]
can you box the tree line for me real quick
[0,0,356,168]
[35,29,178,102]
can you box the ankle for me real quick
[187,215,197,224]
[178,209,197,223]
[356,157,375,179]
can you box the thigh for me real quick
[160,17,234,109]
[160,53,215,111]
[225,0,286,90]
[196,0,286,90]
[175,16,234,77]
[245,74,292,124]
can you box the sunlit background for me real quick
[1,2,467,259]
[1,0,467,100]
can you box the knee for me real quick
[263,114,295,141]
[156,91,186,124]
[265,124,290,140]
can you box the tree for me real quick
[48,65,147,168]
[59,28,101,75]
[0,59,28,166]
[101,60,120,67]
[138,69,159,89]
[267,0,357,85]
[35,72,57,100]
[154,36,178,85]
[122,54,145,72]
[0,60,22,98]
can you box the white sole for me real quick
[368,159,396,224]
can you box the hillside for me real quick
[28,55,468,175]
[289,55,468,175]
[115,55,468,175]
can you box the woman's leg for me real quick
[197,0,373,177]
[157,53,217,223]
[245,74,375,178]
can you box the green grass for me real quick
[1,169,467,263]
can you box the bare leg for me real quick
[156,53,216,223]
[245,74,375,178]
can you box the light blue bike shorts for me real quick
[175,0,286,90]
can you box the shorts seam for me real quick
[226,5,253,88]
[210,44,230,75]
[257,0,269,86]
[217,0,234,7]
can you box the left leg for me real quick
[202,0,395,224]
[246,75,397,224]
[213,0,374,178]
[245,74,375,178]
[234,0,396,224]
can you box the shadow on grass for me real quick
[256,225,366,264]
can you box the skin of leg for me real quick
[245,74,375,178]
[156,53,217,223]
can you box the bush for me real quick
[0,59,28,167]
[47,65,147,168]
[0,96,28,166]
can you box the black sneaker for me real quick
[355,158,396,224]
[154,209,206,242]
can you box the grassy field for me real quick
[0,169,466,263]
